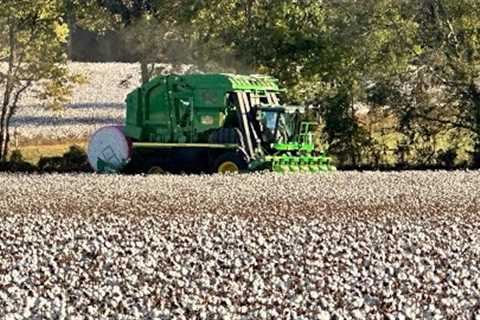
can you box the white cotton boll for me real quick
[310,291,320,300]
[1,171,480,318]
[316,310,331,320]
[351,296,364,309]
[234,258,243,269]
[397,272,408,281]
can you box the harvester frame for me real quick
[88,74,334,174]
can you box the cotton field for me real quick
[8,63,193,144]
[0,171,479,319]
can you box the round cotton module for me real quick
[87,126,132,172]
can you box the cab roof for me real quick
[147,73,283,92]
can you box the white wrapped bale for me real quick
[87,126,132,172]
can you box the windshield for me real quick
[260,109,297,143]
[263,111,279,132]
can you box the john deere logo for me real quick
[201,115,214,125]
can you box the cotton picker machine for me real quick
[87,74,335,174]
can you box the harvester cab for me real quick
[255,106,294,145]
[87,74,335,174]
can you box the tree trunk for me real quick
[471,84,480,135]
[63,0,77,60]
[350,90,358,166]
[3,83,30,161]
[245,0,256,68]
[469,82,480,166]
[4,107,17,159]
[67,14,77,60]
[0,18,16,161]
[141,61,149,84]
[0,90,9,160]
[140,61,156,84]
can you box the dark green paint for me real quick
[125,73,282,144]
[122,73,335,173]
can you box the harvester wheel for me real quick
[144,158,168,175]
[148,166,166,175]
[214,152,248,174]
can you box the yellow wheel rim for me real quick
[218,161,239,174]
[148,166,165,174]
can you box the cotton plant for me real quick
[0,171,479,319]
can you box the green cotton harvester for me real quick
[87,74,336,174]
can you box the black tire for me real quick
[213,151,249,174]
[124,150,167,175]
[123,149,145,174]
[144,157,168,175]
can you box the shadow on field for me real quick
[0,145,92,173]
[12,115,121,126]
[64,103,125,110]
[0,144,477,174]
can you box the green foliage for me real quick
[194,1,417,102]
[74,0,201,83]
[37,145,90,173]
[0,149,36,172]
[437,148,458,169]
[9,149,24,163]
[0,0,82,160]
[318,92,374,166]
[0,145,88,173]
[379,0,480,164]
[37,156,64,173]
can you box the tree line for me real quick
[1,0,480,169]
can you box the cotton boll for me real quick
[0,171,479,318]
